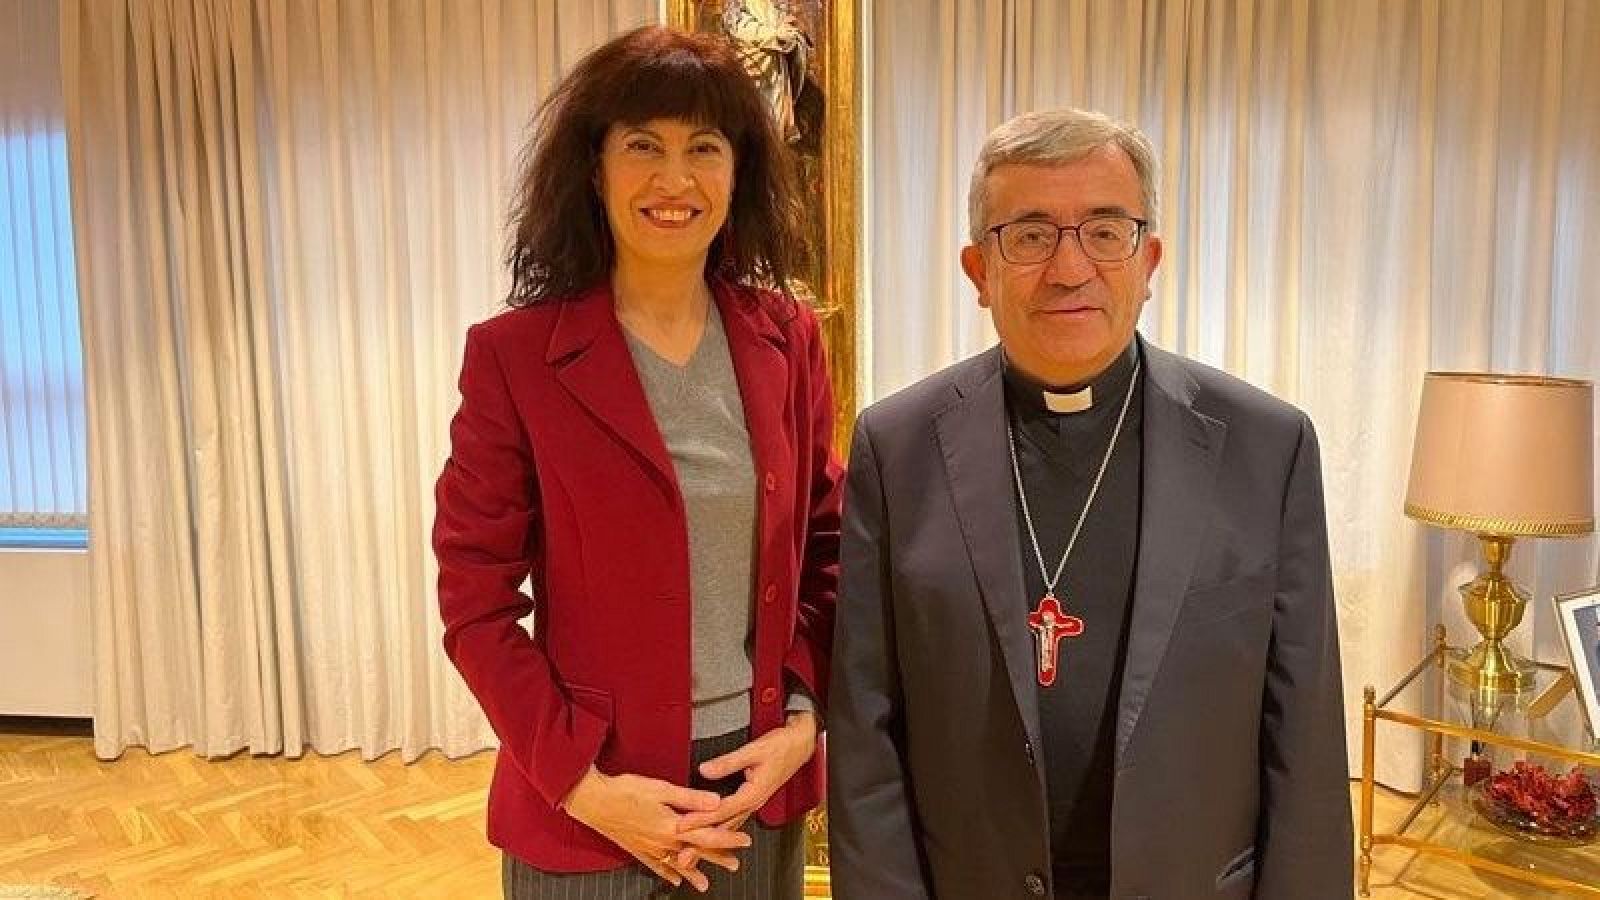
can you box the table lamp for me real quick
[1404,372,1595,695]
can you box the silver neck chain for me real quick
[1006,358,1142,599]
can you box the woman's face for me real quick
[596,118,735,275]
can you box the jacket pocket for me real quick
[1180,567,1276,627]
[563,681,615,733]
[1214,844,1256,890]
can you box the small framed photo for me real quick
[1554,584,1600,738]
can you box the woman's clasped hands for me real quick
[561,711,819,891]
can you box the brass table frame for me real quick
[1360,626,1600,896]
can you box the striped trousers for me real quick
[502,728,805,900]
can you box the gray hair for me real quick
[967,108,1160,243]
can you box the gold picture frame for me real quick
[666,0,860,456]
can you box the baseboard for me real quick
[0,715,92,737]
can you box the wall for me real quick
[0,550,92,717]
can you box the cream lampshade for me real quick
[1405,372,1595,694]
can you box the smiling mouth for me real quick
[642,207,700,225]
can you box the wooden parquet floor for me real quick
[0,732,501,898]
[1,728,1591,898]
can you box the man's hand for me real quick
[561,767,753,891]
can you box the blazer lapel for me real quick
[933,348,1044,759]
[546,284,678,501]
[715,281,788,536]
[1116,340,1228,762]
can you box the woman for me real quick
[432,25,841,900]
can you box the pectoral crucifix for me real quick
[1027,593,1083,687]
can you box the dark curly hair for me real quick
[504,25,809,306]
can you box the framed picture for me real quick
[1555,584,1600,738]
[667,0,860,454]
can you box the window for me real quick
[1,2,88,550]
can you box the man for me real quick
[827,109,1353,899]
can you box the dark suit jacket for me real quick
[828,339,1352,899]
[433,279,842,872]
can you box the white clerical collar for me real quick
[1001,342,1140,417]
[1042,386,1093,414]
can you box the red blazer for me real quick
[433,279,842,872]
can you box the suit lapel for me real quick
[933,348,1043,755]
[1116,341,1228,762]
[546,284,678,501]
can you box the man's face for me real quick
[960,146,1162,387]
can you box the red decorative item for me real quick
[1462,753,1491,788]
[1026,593,1084,687]
[1477,761,1598,843]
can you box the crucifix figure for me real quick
[1027,593,1084,687]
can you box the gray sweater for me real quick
[625,305,761,739]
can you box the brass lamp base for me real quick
[1444,534,1537,696]
[1446,643,1535,695]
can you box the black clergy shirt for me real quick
[1002,341,1143,900]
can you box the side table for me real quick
[1360,627,1600,896]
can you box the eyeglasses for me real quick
[986,215,1149,265]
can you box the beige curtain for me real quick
[864,0,1600,789]
[63,0,655,761]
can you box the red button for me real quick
[764,472,777,491]
[763,584,777,605]
[760,687,779,704]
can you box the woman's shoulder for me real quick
[467,286,606,347]
[721,278,820,344]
